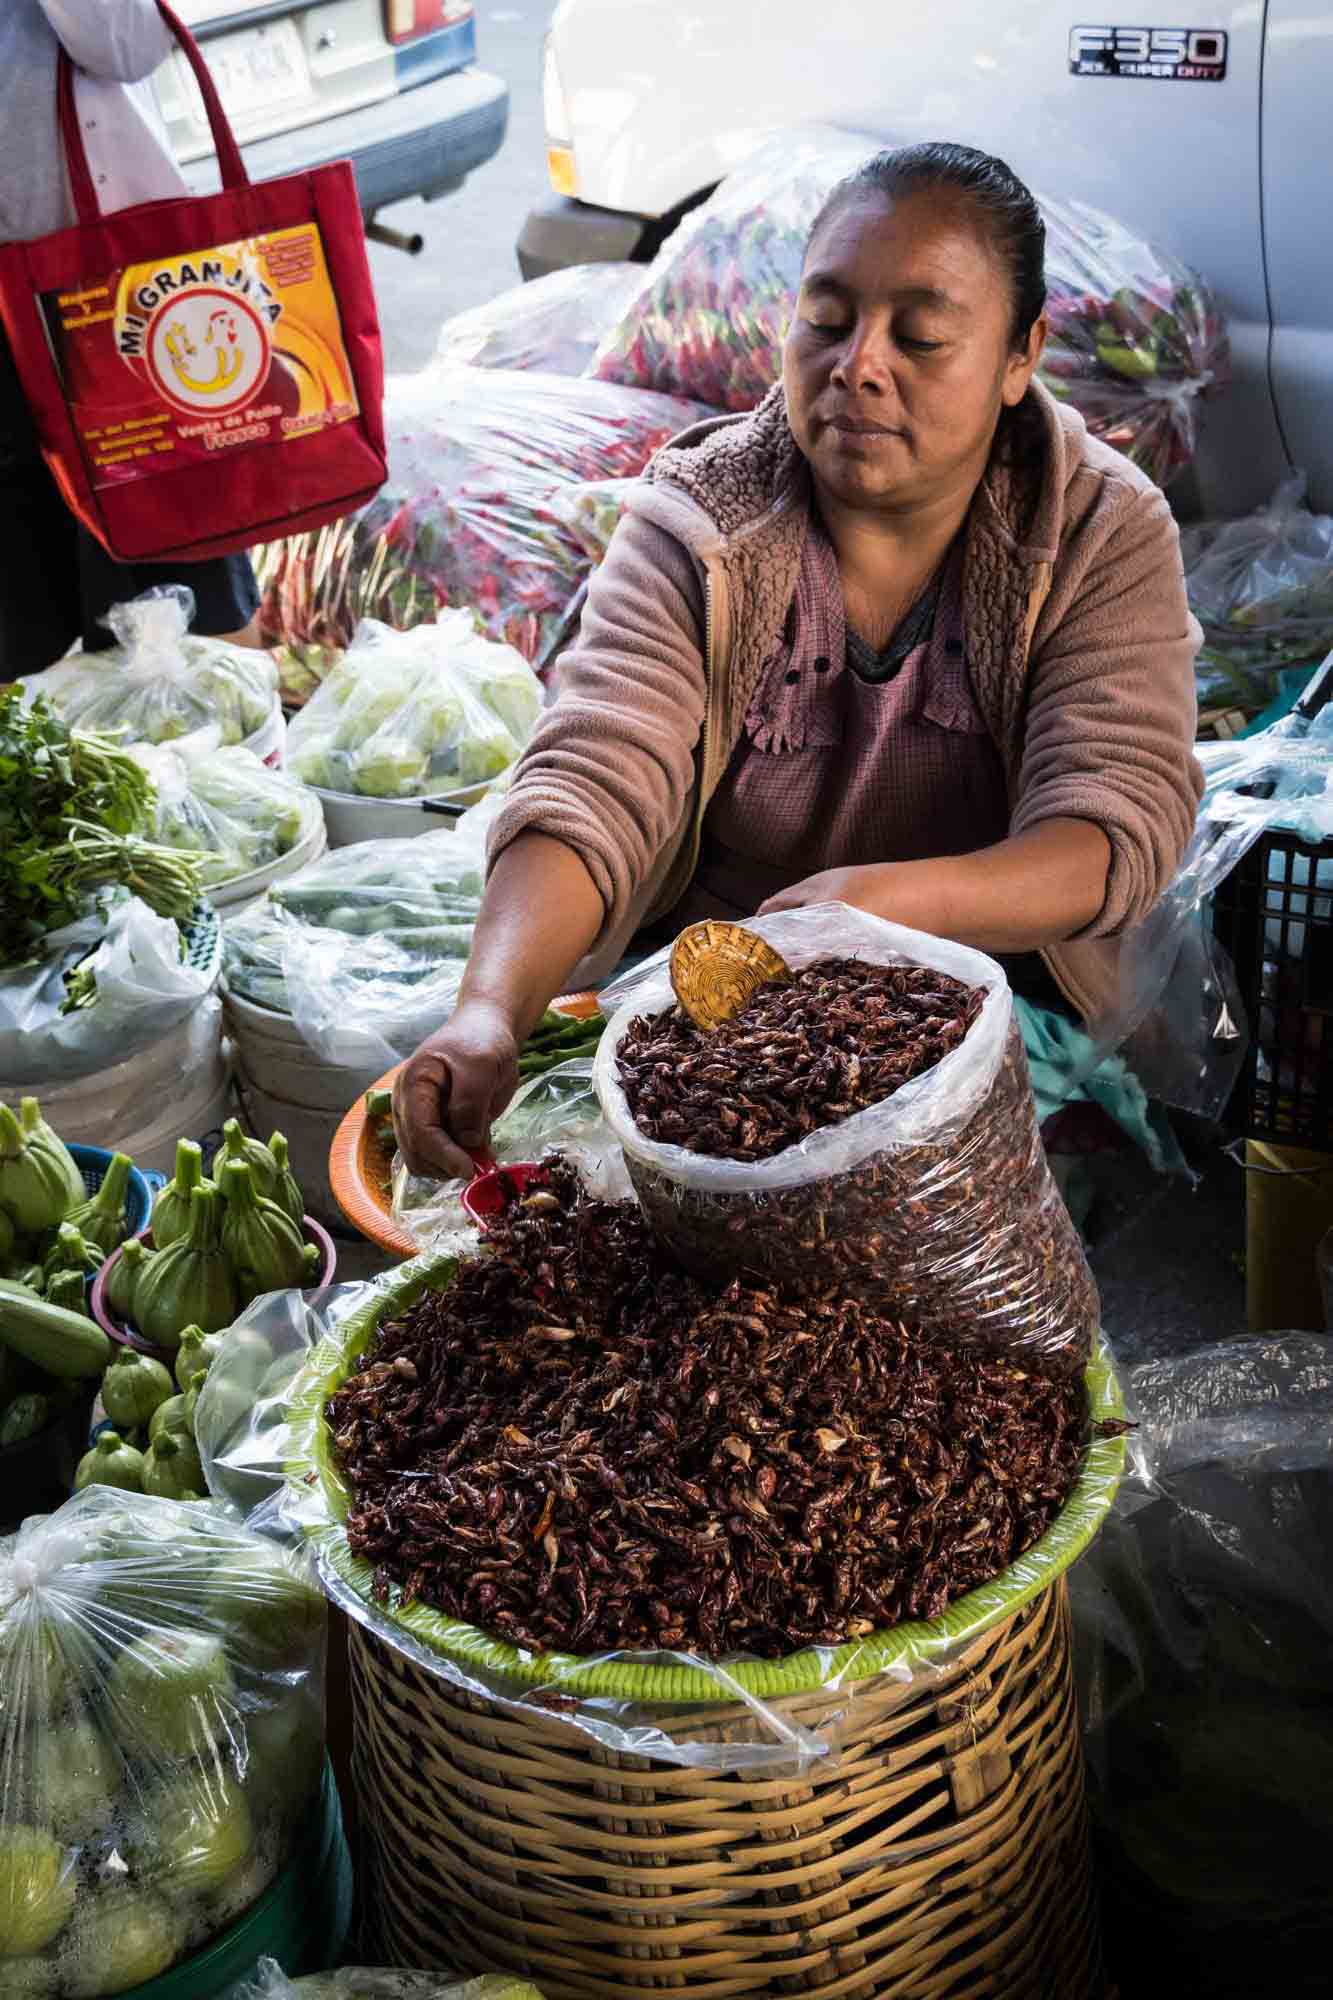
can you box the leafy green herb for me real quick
[0,687,202,964]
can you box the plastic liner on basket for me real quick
[434,263,643,377]
[233,1956,547,1998]
[0,897,220,1086]
[0,1488,325,1993]
[1070,1335,1333,1996]
[588,124,1227,487]
[389,1058,631,1253]
[286,615,538,801]
[254,366,713,678]
[194,1255,1127,1777]
[21,586,278,749]
[135,745,321,889]
[594,905,1099,1377]
[1183,473,1333,711]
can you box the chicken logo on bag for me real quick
[117,250,278,419]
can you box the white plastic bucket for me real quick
[205,798,328,916]
[314,781,490,848]
[224,990,381,1228]
[2,1000,230,1174]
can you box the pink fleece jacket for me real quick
[490,380,1203,1025]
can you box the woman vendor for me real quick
[395,141,1202,1179]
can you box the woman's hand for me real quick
[758,865,904,921]
[391,999,520,1181]
[756,822,1111,951]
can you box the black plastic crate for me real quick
[1213,829,1333,1144]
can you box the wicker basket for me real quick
[347,1578,1099,1998]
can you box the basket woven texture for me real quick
[348,1578,1099,1999]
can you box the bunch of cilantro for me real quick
[0,686,202,967]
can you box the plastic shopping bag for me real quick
[22,587,277,749]
[594,905,1099,1376]
[0,1489,324,1990]
[285,615,536,801]
[254,366,712,679]
[137,745,322,889]
[589,126,1227,486]
[1183,474,1333,710]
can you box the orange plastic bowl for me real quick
[327,993,602,1258]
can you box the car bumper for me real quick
[516,193,649,280]
[182,66,509,216]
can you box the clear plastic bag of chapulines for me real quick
[0,1491,324,1995]
[589,125,1227,487]
[594,905,1099,1378]
[253,366,712,681]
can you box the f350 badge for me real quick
[1070,26,1228,79]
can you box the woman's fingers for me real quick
[392,1004,521,1182]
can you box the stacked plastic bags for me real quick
[433,263,641,377]
[0,1491,324,1995]
[285,615,540,802]
[588,125,1227,488]
[254,367,711,680]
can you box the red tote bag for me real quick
[0,1,386,563]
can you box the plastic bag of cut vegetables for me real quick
[0,1489,324,1996]
[588,125,1227,487]
[254,366,712,685]
[434,263,643,377]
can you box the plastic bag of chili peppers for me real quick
[253,366,713,686]
[434,262,643,377]
[594,904,1100,1378]
[587,125,1227,488]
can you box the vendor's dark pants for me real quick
[0,330,259,678]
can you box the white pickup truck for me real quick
[521,2,1328,518]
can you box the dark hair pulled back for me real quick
[809,142,1047,351]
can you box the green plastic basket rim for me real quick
[287,1251,1127,1706]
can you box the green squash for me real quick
[218,1116,282,1200]
[140,1429,206,1502]
[266,1131,305,1225]
[0,1105,75,1239]
[106,1629,235,1759]
[173,1325,221,1393]
[0,1827,74,1957]
[17,1100,83,1212]
[133,1185,238,1346]
[59,1886,182,1997]
[105,1237,153,1325]
[73,1431,144,1494]
[150,1138,208,1251]
[218,1160,318,1299]
[62,1152,133,1258]
[101,1351,175,1432]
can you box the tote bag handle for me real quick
[56,0,250,225]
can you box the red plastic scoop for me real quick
[460,1150,551,1231]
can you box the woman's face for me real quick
[783,187,1046,515]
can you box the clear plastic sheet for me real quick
[594,906,1098,1375]
[1184,474,1333,710]
[588,125,1227,486]
[134,745,322,889]
[286,614,536,800]
[21,586,278,748]
[433,262,642,377]
[254,367,711,678]
[0,1488,325,1992]
[222,814,493,1069]
[1070,1336,1333,1993]
[389,1058,632,1253]
[197,1269,1126,1776]
[233,1958,545,1999]
[0,897,219,1085]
